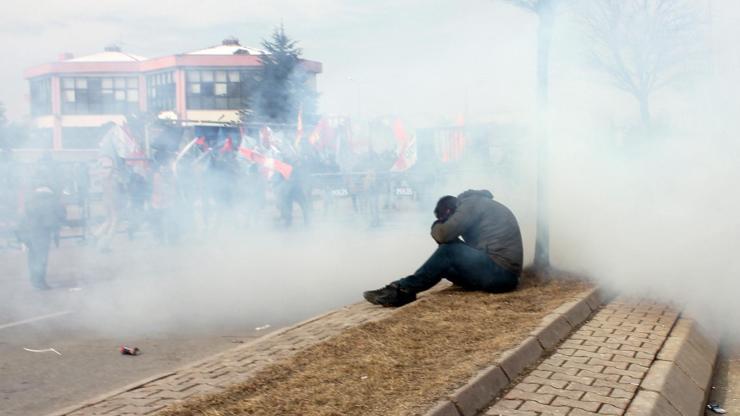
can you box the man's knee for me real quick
[435,242,464,256]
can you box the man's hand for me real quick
[431,195,459,244]
[431,220,443,244]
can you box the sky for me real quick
[0,0,539,124]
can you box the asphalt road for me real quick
[0,243,271,416]
[0,218,430,416]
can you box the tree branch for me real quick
[579,0,701,111]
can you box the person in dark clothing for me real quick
[126,170,150,240]
[150,151,179,244]
[278,158,311,227]
[243,163,267,227]
[0,150,20,228]
[363,189,523,307]
[16,184,66,290]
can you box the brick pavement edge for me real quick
[625,318,720,416]
[423,287,602,416]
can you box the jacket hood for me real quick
[458,189,493,200]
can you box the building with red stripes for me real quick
[24,39,322,150]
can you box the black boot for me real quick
[363,283,416,307]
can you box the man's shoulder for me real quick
[457,189,493,200]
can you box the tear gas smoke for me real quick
[5,217,442,337]
[1,0,740,344]
[542,0,740,340]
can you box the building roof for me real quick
[187,38,267,56]
[187,44,267,56]
[24,40,322,79]
[64,45,147,63]
[67,51,148,63]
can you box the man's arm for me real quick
[430,201,477,243]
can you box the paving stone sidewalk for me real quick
[485,297,680,416]
[52,302,395,416]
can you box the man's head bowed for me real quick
[434,195,458,222]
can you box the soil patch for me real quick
[162,272,591,416]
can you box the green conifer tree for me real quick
[255,25,317,124]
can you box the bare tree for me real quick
[503,0,558,271]
[580,0,701,130]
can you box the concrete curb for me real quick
[625,318,720,416]
[425,286,604,416]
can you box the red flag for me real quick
[390,118,417,172]
[238,145,293,180]
[308,117,327,145]
[392,118,409,143]
[440,116,466,162]
[195,136,207,151]
[443,129,466,162]
[220,137,233,153]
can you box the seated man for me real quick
[363,189,523,307]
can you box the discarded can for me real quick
[120,346,140,356]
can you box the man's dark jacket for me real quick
[431,189,523,273]
[16,187,65,244]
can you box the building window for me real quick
[61,76,139,115]
[30,78,52,116]
[147,71,176,112]
[186,69,250,110]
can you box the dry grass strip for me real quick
[162,272,590,416]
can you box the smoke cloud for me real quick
[542,0,740,340]
[2,0,740,345]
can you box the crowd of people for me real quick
[0,126,431,289]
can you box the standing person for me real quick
[206,149,238,233]
[363,189,523,307]
[92,156,126,252]
[126,168,150,240]
[150,151,179,244]
[33,151,63,194]
[16,178,66,290]
[0,150,20,230]
[278,157,311,227]
[363,170,382,227]
[242,163,267,228]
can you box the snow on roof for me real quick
[67,51,147,63]
[187,44,267,56]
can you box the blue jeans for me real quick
[396,241,518,294]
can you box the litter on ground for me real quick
[707,403,727,414]
[23,347,62,356]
